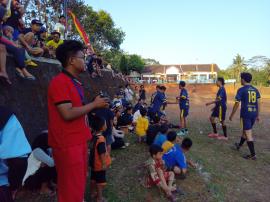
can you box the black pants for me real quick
[0,186,13,202]
[111,137,125,150]
[24,166,57,191]
[6,157,28,191]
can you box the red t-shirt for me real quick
[47,71,92,149]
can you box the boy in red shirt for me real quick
[89,116,111,202]
[47,40,108,202]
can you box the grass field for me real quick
[18,85,270,202]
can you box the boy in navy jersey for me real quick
[229,72,260,160]
[177,81,189,135]
[206,77,228,140]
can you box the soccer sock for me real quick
[222,126,227,137]
[211,123,217,134]
[239,137,246,147]
[247,141,256,156]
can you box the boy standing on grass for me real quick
[135,108,149,143]
[145,144,176,202]
[177,81,189,135]
[89,116,111,202]
[206,77,228,140]
[229,72,260,160]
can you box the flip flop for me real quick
[25,75,36,81]
[15,69,25,79]
[0,75,12,85]
[172,187,184,195]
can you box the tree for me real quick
[144,58,160,65]
[232,54,247,81]
[127,54,145,73]
[119,55,129,75]
[22,0,125,53]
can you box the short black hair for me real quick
[241,72,252,83]
[179,81,186,87]
[140,107,147,117]
[217,77,225,85]
[156,85,161,89]
[90,115,106,132]
[59,15,65,19]
[126,106,133,112]
[159,124,169,134]
[56,40,84,68]
[149,144,163,157]
[181,138,193,150]
[160,86,166,91]
[152,115,160,124]
[167,131,177,142]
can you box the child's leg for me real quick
[210,117,217,134]
[90,180,97,197]
[167,171,175,190]
[96,184,105,202]
[221,121,227,137]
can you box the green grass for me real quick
[18,118,270,202]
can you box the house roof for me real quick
[142,64,220,74]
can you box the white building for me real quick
[141,64,219,83]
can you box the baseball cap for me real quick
[31,19,43,26]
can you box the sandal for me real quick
[15,69,25,79]
[0,75,12,85]
[25,75,36,81]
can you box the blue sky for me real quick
[86,0,270,69]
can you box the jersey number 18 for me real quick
[248,91,256,103]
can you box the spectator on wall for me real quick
[18,19,44,56]
[53,15,66,40]
[46,31,63,58]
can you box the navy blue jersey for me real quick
[179,88,189,110]
[216,87,227,108]
[235,85,261,119]
[150,91,166,113]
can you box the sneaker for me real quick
[125,142,130,147]
[184,129,189,135]
[243,154,257,160]
[217,136,228,140]
[177,130,185,136]
[208,133,219,138]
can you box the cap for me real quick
[31,19,43,26]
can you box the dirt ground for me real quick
[18,84,270,202]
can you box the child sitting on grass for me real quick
[163,137,196,177]
[145,144,177,202]
[89,116,111,202]
[135,108,149,143]
[153,124,169,147]
[162,131,177,153]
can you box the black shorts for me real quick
[211,106,226,121]
[91,170,106,185]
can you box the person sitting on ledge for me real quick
[46,31,63,58]
[18,19,44,57]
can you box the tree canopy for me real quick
[218,54,270,86]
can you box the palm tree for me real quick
[232,54,247,82]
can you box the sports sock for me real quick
[239,137,246,147]
[247,141,256,156]
[222,126,227,137]
[211,123,217,134]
